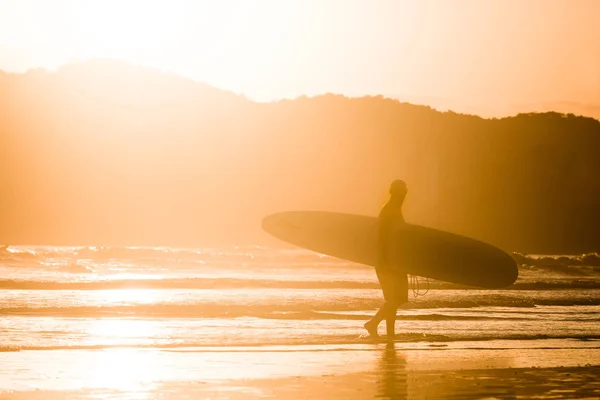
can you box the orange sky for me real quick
[0,0,598,116]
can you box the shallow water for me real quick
[1,245,599,351]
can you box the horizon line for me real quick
[2,56,599,122]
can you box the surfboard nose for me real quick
[496,253,519,288]
[479,249,519,288]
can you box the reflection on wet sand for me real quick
[3,343,600,399]
[374,343,519,399]
[376,342,407,400]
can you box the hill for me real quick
[2,60,599,253]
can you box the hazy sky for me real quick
[1,0,599,115]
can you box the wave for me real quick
[0,278,380,290]
[3,245,600,267]
[0,245,330,265]
[0,277,598,291]
[260,312,533,321]
[514,253,600,268]
[2,334,600,352]
[0,308,503,320]
[3,297,600,318]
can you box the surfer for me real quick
[364,179,409,337]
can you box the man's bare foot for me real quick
[364,320,379,336]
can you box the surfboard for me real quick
[262,211,518,289]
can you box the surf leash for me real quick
[409,274,430,297]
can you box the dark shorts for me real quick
[376,267,408,304]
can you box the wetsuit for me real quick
[376,195,408,306]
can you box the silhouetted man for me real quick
[364,179,409,337]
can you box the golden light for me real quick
[87,291,163,346]
[69,0,187,61]
[89,319,159,345]
[97,289,161,305]
[61,0,304,96]
[84,349,162,396]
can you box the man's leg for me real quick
[364,301,390,336]
[385,302,399,336]
[365,302,389,336]
[385,273,408,337]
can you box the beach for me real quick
[1,342,599,399]
[0,246,599,399]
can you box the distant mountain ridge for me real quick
[2,59,599,253]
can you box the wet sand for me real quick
[1,340,599,399]
[164,366,600,400]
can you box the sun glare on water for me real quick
[98,289,162,305]
[89,319,159,344]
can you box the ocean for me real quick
[1,245,599,351]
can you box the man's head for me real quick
[389,179,407,197]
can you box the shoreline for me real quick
[1,339,599,399]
